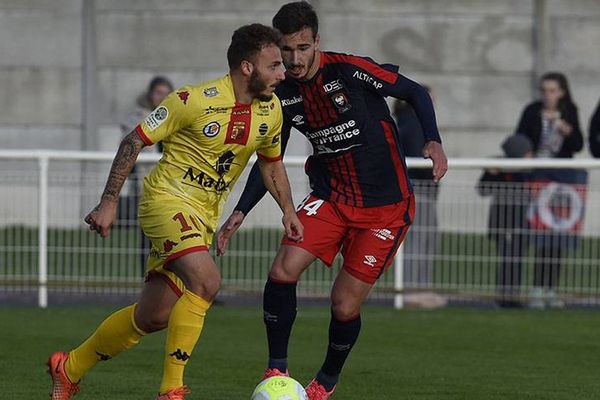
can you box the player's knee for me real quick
[269,248,304,282]
[136,313,169,333]
[331,301,360,322]
[187,273,221,302]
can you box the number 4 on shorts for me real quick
[296,195,324,216]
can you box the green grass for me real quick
[2,305,600,399]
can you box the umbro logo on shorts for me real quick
[363,255,377,267]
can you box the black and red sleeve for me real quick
[334,53,442,143]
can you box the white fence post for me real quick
[394,243,404,309]
[38,156,49,308]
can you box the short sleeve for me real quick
[135,87,197,145]
[256,105,283,162]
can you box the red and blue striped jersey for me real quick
[235,51,441,213]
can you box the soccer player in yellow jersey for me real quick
[47,24,303,400]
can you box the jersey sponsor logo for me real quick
[180,232,202,241]
[205,106,229,114]
[353,70,383,90]
[215,151,236,176]
[177,91,190,105]
[307,120,361,151]
[332,92,351,113]
[203,86,219,97]
[323,79,344,93]
[363,255,377,267]
[292,115,305,125]
[232,108,251,116]
[203,121,221,137]
[281,96,303,107]
[144,106,168,131]
[182,167,231,193]
[257,103,272,116]
[259,123,268,136]
[371,228,395,241]
[315,143,362,154]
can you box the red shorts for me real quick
[282,194,415,284]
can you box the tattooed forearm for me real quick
[101,132,144,203]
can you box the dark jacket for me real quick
[589,100,600,158]
[515,101,583,158]
[395,104,437,186]
[477,170,530,240]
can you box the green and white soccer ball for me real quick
[251,376,308,400]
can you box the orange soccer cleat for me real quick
[47,352,80,400]
[262,367,289,381]
[305,379,335,400]
[155,386,191,400]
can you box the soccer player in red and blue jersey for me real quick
[217,2,448,399]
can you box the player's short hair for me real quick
[227,23,282,70]
[273,1,319,38]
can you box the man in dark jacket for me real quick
[477,135,533,308]
[393,92,439,287]
[589,99,600,157]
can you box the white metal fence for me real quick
[2,150,600,308]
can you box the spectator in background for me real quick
[589,99,600,157]
[119,76,173,269]
[515,72,583,159]
[393,86,439,288]
[515,72,583,309]
[477,135,533,308]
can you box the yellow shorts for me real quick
[138,195,213,295]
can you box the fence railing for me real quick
[2,150,600,309]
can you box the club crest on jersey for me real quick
[203,121,221,137]
[144,106,168,131]
[203,86,219,97]
[332,92,351,113]
[229,121,246,140]
[177,91,189,105]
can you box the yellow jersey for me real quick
[135,74,282,232]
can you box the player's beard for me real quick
[248,69,273,102]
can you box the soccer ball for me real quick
[251,376,308,400]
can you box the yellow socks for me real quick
[65,304,146,382]
[62,291,211,392]
[160,290,211,393]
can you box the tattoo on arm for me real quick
[101,132,144,202]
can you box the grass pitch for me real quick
[1,305,599,399]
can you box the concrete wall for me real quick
[1,0,599,156]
